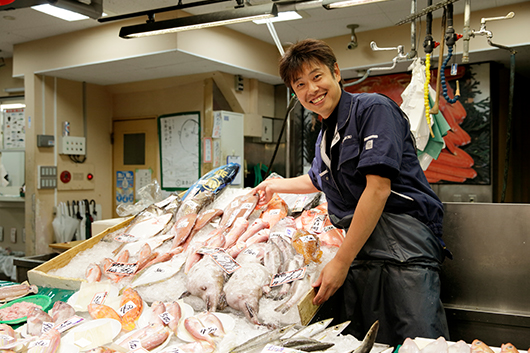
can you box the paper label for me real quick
[105,262,138,276]
[299,234,317,242]
[268,209,281,216]
[208,249,241,274]
[176,219,189,228]
[29,339,51,348]
[41,321,54,333]
[261,343,305,353]
[160,347,186,353]
[270,267,306,287]
[119,300,137,316]
[310,215,326,233]
[241,202,254,209]
[292,196,307,212]
[285,228,295,239]
[199,326,218,335]
[128,339,143,351]
[323,225,335,233]
[242,248,260,257]
[91,291,108,305]
[159,311,174,325]
[54,315,85,333]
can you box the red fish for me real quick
[88,304,122,323]
[165,301,182,335]
[259,194,288,228]
[194,209,224,231]
[471,340,495,353]
[171,213,198,249]
[120,287,144,331]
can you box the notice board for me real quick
[158,112,201,191]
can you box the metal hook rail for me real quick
[344,41,408,87]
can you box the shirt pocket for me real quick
[338,137,360,171]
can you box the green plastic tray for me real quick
[0,294,53,325]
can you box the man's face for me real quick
[291,61,342,119]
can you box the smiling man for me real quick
[253,39,450,345]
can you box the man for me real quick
[254,39,449,345]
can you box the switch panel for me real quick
[59,136,86,155]
[38,166,58,189]
[57,163,95,190]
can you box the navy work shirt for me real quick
[308,91,444,238]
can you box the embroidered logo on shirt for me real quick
[364,135,378,150]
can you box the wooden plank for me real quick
[28,217,134,290]
[297,288,321,326]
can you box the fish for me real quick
[289,318,333,339]
[0,323,16,339]
[196,311,226,339]
[130,254,186,288]
[182,163,240,201]
[244,229,270,247]
[275,270,311,314]
[142,252,174,270]
[353,320,379,353]
[149,301,167,326]
[398,338,420,353]
[176,190,215,220]
[310,321,351,341]
[422,337,448,353]
[85,347,116,353]
[471,340,495,353]
[448,340,474,353]
[165,301,182,335]
[235,243,267,266]
[224,262,271,325]
[49,301,75,325]
[292,229,323,264]
[224,217,249,249]
[184,316,217,345]
[120,287,144,331]
[117,323,169,351]
[318,217,345,248]
[219,194,247,229]
[0,281,39,302]
[185,256,227,312]
[263,241,283,277]
[171,213,198,249]
[259,194,289,228]
[275,254,305,301]
[135,244,158,273]
[235,219,270,245]
[285,341,334,351]
[27,307,53,336]
[175,341,216,353]
[194,208,224,231]
[85,263,102,283]
[224,192,259,230]
[124,213,174,240]
[27,328,61,353]
[501,344,519,353]
[228,324,296,353]
[87,304,122,323]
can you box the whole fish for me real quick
[165,301,182,335]
[184,316,217,345]
[197,311,226,339]
[27,307,53,337]
[0,323,16,339]
[235,243,267,266]
[275,254,305,300]
[185,256,227,312]
[0,282,38,302]
[353,320,379,353]
[175,341,216,353]
[501,344,519,353]
[224,217,249,249]
[117,323,169,351]
[171,213,198,249]
[289,318,333,339]
[228,324,295,353]
[275,269,311,314]
[224,263,271,325]
[259,194,288,228]
[130,255,186,288]
[49,301,75,325]
[149,301,167,326]
[85,347,116,353]
[194,208,224,231]
[448,340,474,353]
[219,194,247,229]
[398,337,420,353]
[176,190,215,219]
[263,241,283,277]
[236,219,270,246]
[124,213,174,240]
[120,287,144,331]
[311,321,351,341]
[318,216,345,248]
[87,304,122,323]
[471,339,495,353]
[182,163,240,200]
[223,192,259,230]
[85,263,102,283]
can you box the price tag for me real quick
[158,311,174,325]
[230,200,240,208]
[197,246,218,255]
[242,248,260,257]
[29,339,51,349]
[284,228,295,239]
[209,249,241,274]
[299,234,317,243]
[160,347,186,353]
[154,267,166,274]
[199,326,218,336]
[269,232,283,239]
[114,234,137,243]
[91,291,108,305]
[176,219,189,229]
[310,215,326,233]
[241,202,254,210]
[105,262,138,276]
[270,267,306,287]
[292,196,307,213]
[268,209,281,216]
[128,339,143,351]
[119,300,137,316]
[261,343,305,353]
[322,225,335,233]
[41,321,54,333]
[54,315,84,333]
[0,334,15,343]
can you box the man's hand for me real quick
[311,256,350,306]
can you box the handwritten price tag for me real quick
[128,339,142,350]
[209,249,241,274]
[310,215,326,233]
[119,300,137,316]
[91,291,108,305]
[242,248,260,257]
[105,262,138,276]
[160,347,187,353]
[54,315,84,333]
[261,343,305,353]
[285,228,295,239]
[270,267,306,287]
[29,339,51,348]
[159,311,174,325]
[199,326,218,335]
[322,225,335,233]
[41,321,54,333]
[292,196,308,213]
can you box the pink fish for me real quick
[27,328,61,353]
[49,301,75,325]
[194,209,224,231]
[148,301,167,326]
[171,213,198,249]
[235,219,269,245]
[85,263,102,283]
[259,194,288,228]
[223,217,249,249]
[27,307,53,337]
[165,301,182,335]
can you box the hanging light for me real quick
[323,0,391,10]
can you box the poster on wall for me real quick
[158,112,201,191]
[116,171,134,205]
[2,108,25,150]
[344,63,490,185]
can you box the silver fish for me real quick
[229,324,296,353]
[289,318,333,339]
[311,321,351,341]
[352,320,379,353]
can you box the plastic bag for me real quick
[116,179,164,217]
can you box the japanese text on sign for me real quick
[270,267,306,287]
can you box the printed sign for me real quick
[105,262,138,276]
[270,267,306,287]
[116,171,134,205]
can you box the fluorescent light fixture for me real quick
[1,103,26,110]
[253,11,302,24]
[120,4,278,38]
[323,0,390,9]
[4,87,25,93]
[31,4,89,21]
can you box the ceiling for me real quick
[1,0,529,86]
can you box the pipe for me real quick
[462,0,471,63]
[407,0,417,59]
[501,52,516,203]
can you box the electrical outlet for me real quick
[0,226,3,242]
[10,228,16,243]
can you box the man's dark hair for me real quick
[279,39,339,90]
